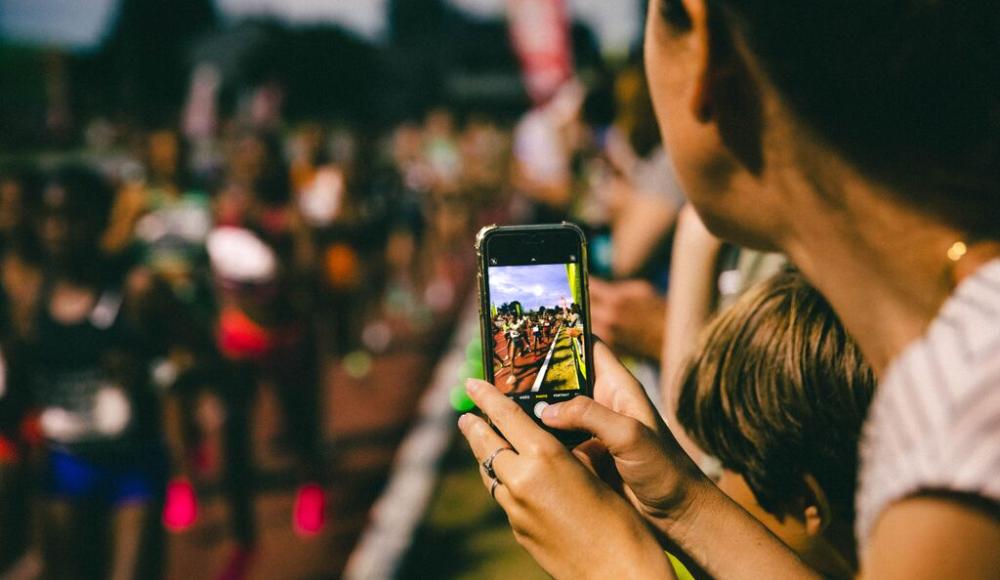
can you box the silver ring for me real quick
[490,477,502,499]
[482,446,514,480]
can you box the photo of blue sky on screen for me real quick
[488,264,572,311]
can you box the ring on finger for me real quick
[482,446,515,480]
[490,477,502,499]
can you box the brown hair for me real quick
[677,269,875,524]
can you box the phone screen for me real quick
[488,262,587,397]
[479,226,592,435]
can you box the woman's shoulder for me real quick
[857,258,1000,545]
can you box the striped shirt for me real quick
[857,258,1000,553]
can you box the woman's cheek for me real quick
[663,119,739,216]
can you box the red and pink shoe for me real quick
[163,478,199,532]
[292,482,326,537]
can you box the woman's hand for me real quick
[458,378,676,580]
[541,341,709,540]
[540,342,820,580]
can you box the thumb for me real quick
[541,396,649,457]
[544,396,702,514]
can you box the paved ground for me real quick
[491,330,555,394]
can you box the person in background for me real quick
[588,63,684,404]
[511,80,584,223]
[423,109,462,196]
[8,166,181,579]
[603,64,684,282]
[212,128,325,542]
[94,126,262,580]
[0,167,43,579]
[289,123,352,354]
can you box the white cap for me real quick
[207,226,278,284]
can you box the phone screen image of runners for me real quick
[479,225,593,445]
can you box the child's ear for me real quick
[802,473,832,537]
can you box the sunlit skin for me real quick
[0,178,25,234]
[715,470,856,578]
[147,130,181,190]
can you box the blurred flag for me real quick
[0,0,120,51]
[506,0,573,105]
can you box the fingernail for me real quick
[465,378,482,394]
[542,404,560,421]
[457,413,471,429]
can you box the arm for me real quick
[863,495,1000,579]
[590,278,666,360]
[542,344,820,580]
[611,189,679,279]
[510,158,573,211]
[665,479,822,580]
[101,183,147,255]
[660,205,722,461]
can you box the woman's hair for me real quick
[677,269,876,525]
[659,0,999,238]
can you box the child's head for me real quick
[677,269,875,573]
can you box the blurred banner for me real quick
[0,0,386,48]
[506,0,573,105]
[214,0,388,41]
[0,0,121,50]
[1,0,639,57]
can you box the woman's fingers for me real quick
[573,438,624,493]
[457,412,518,486]
[464,378,554,452]
[592,341,661,431]
[542,396,650,456]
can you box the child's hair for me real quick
[677,269,875,526]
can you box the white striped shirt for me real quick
[857,258,1000,553]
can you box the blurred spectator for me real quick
[0,167,43,579]
[511,80,584,223]
[5,166,184,579]
[589,278,665,360]
[211,128,325,541]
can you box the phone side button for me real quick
[533,401,550,419]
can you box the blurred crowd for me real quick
[0,56,686,579]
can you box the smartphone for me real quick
[476,223,594,446]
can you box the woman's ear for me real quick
[802,473,832,537]
[684,0,714,123]
[687,0,765,173]
[686,0,738,123]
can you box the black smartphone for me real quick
[476,223,594,446]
